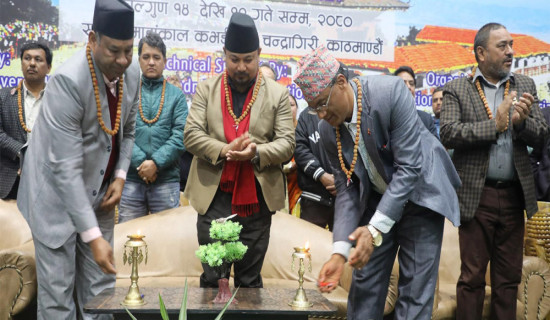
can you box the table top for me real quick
[84,287,337,316]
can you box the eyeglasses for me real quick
[307,85,333,115]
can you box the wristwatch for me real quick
[366,224,383,247]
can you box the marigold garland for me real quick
[335,78,363,185]
[17,81,31,133]
[138,78,166,124]
[86,44,123,136]
[223,69,262,128]
[471,66,510,132]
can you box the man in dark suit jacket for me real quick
[0,41,52,199]
[440,23,549,320]
[294,46,461,320]
[394,65,439,139]
[530,106,550,201]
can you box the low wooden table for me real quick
[84,287,337,320]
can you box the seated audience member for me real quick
[294,97,335,230]
[0,41,52,200]
[118,32,188,223]
[283,94,302,215]
[394,65,439,138]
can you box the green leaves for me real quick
[122,279,237,319]
[196,221,248,268]
[209,220,243,241]
[123,306,138,320]
[159,294,169,320]
[179,278,188,320]
[214,287,239,320]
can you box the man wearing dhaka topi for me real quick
[293,45,461,319]
[184,12,294,289]
[17,0,139,319]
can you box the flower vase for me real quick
[213,278,238,304]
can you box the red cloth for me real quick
[219,75,259,217]
[103,84,119,185]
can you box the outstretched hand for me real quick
[317,254,345,293]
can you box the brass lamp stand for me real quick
[289,246,313,309]
[121,233,148,306]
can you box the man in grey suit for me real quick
[0,41,52,199]
[16,1,138,319]
[293,46,461,319]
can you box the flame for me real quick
[305,241,309,250]
[137,229,141,236]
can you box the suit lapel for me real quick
[12,88,27,142]
[91,54,113,143]
[354,79,389,184]
[248,74,265,135]
[338,123,355,165]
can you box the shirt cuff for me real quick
[369,210,396,234]
[332,241,352,261]
[80,227,102,243]
[115,169,127,181]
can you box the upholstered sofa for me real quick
[0,199,372,320]
[2,197,550,320]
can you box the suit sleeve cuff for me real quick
[80,227,102,243]
[369,210,395,234]
[313,168,326,181]
[115,169,127,181]
[332,241,352,261]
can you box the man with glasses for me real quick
[293,45,461,319]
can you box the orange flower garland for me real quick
[223,69,262,127]
[86,44,123,136]
[335,78,363,185]
[17,81,31,133]
[138,78,166,124]
[471,65,510,132]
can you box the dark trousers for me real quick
[349,197,444,320]
[300,198,334,231]
[456,183,525,320]
[197,186,273,288]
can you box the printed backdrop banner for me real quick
[2,0,550,113]
[59,0,395,61]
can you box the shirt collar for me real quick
[103,74,119,90]
[474,67,515,89]
[141,75,164,87]
[22,81,46,99]
[344,85,359,125]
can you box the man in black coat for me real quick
[294,110,335,230]
[0,41,52,199]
